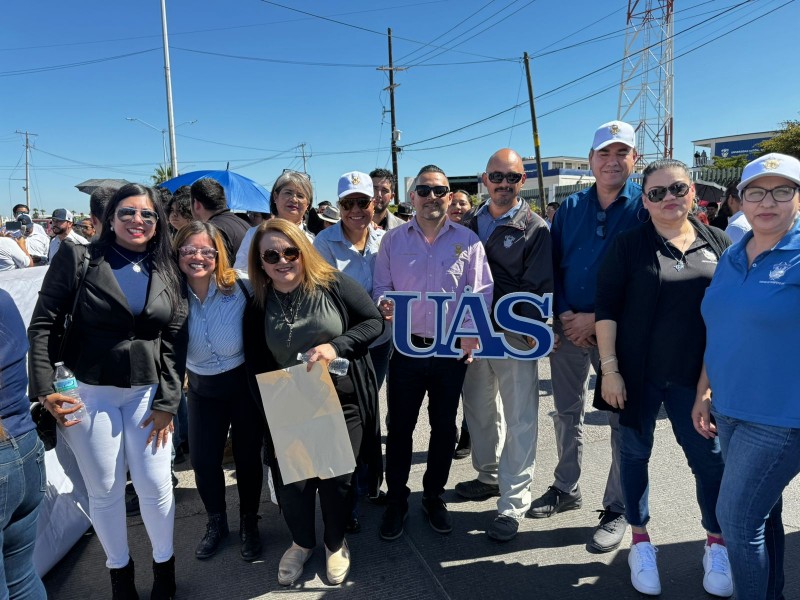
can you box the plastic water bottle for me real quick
[53,362,87,422]
[297,353,350,376]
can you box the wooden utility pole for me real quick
[299,143,308,173]
[377,28,405,203]
[523,52,546,214]
[15,130,37,209]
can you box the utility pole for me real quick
[160,0,179,177]
[523,53,546,214]
[377,28,406,203]
[15,130,37,209]
[299,143,308,173]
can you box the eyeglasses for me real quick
[261,246,301,264]
[281,168,311,180]
[116,207,159,225]
[486,171,524,184]
[596,211,607,239]
[414,185,449,198]
[178,246,218,259]
[645,182,691,202]
[742,185,799,203]
[339,197,373,211]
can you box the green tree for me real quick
[151,164,174,185]
[758,120,800,159]
[708,155,749,169]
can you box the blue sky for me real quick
[2,0,798,216]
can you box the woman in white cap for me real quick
[693,153,800,600]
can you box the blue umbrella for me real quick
[160,169,270,213]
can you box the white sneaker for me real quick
[703,543,733,597]
[628,542,661,595]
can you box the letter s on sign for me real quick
[493,292,554,360]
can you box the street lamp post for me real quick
[125,117,197,176]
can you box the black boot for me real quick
[240,514,263,562]
[195,512,229,560]
[110,557,139,600]
[150,555,176,600]
[454,428,471,459]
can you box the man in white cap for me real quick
[528,120,642,553]
[47,208,88,262]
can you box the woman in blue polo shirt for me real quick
[693,153,800,600]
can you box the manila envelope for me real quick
[256,362,356,485]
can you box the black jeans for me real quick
[188,365,265,516]
[278,399,362,552]
[385,351,468,505]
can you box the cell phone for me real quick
[4,221,21,232]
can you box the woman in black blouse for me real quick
[594,160,732,598]
[243,218,382,587]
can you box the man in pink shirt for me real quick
[373,164,493,541]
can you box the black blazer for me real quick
[593,216,731,428]
[28,241,188,414]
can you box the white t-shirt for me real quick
[24,223,50,260]
[0,237,31,271]
[725,211,752,245]
[48,230,89,261]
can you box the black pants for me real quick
[188,365,265,516]
[385,351,468,506]
[278,399,362,552]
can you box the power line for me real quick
[0,48,159,78]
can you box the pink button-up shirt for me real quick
[372,218,493,338]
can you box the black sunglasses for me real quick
[645,182,691,203]
[415,185,449,198]
[486,171,524,184]
[116,207,159,225]
[339,197,373,211]
[261,246,301,264]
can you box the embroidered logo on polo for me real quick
[454,244,463,257]
[700,248,718,263]
[504,235,515,248]
[769,262,790,280]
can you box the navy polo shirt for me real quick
[702,216,800,428]
[552,180,642,314]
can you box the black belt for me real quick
[410,334,435,347]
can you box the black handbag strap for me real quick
[58,248,91,361]
[236,276,251,300]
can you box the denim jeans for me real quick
[0,428,47,599]
[621,381,724,531]
[714,413,800,600]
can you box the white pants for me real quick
[461,332,540,519]
[60,382,174,568]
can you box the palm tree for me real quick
[151,164,174,185]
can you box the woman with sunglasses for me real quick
[243,218,382,586]
[594,159,732,597]
[173,221,265,563]
[693,153,800,600]
[28,183,187,599]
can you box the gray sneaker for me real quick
[454,479,500,500]
[527,485,582,518]
[590,509,627,552]
[487,515,519,542]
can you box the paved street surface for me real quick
[44,361,800,599]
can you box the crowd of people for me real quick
[0,119,798,600]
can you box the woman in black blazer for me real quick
[594,159,732,598]
[28,184,187,600]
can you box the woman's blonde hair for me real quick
[248,218,336,308]
[173,220,237,290]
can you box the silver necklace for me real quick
[272,287,301,348]
[111,245,149,273]
[661,231,689,272]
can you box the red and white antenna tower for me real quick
[617,0,674,168]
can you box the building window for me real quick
[565,162,574,169]
[579,163,589,170]
[553,161,564,169]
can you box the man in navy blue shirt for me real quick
[528,120,642,553]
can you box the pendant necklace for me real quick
[272,287,301,348]
[661,230,689,272]
[111,245,149,273]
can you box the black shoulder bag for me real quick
[31,249,91,450]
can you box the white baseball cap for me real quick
[592,120,636,151]
[737,153,800,192]
[337,171,373,199]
